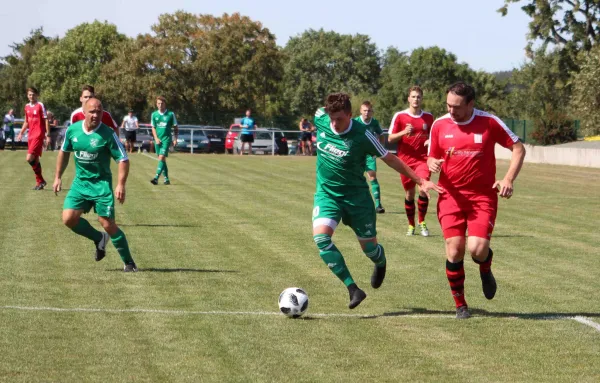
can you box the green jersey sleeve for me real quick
[61,126,73,152]
[107,130,129,162]
[372,118,383,135]
[363,130,388,158]
[314,108,328,132]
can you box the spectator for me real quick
[2,109,16,151]
[47,111,60,151]
[239,109,257,155]
[121,109,139,153]
[298,118,314,155]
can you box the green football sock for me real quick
[370,179,381,207]
[71,217,103,242]
[162,162,169,178]
[314,234,355,287]
[155,161,164,179]
[110,228,134,265]
[363,242,386,266]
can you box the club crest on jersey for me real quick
[90,138,99,147]
[423,124,428,131]
[474,134,483,144]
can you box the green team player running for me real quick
[53,98,138,272]
[150,96,178,185]
[312,93,444,309]
[353,100,385,213]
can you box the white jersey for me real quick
[123,115,139,131]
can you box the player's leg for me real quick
[161,140,171,185]
[467,197,498,300]
[26,148,45,190]
[415,162,432,236]
[402,175,417,235]
[63,187,108,261]
[366,156,384,213]
[94,185,137,271]
[8,129,15,150]
[312,195,365,309]
[151,140,168,184]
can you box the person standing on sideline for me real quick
[388,86,435,236]
[71,85,119,137]
[298,118,314,155]
[16,87,50,190]
[53,97,137,272]
[150,96,178,185]
[312,93,443,309]
[46,111,60,151]
[428,82,525,319]
[353,101,385,214]
[2,109,16,151]
[239,109,257,155]
[121,109,139,153]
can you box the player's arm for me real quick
[115,160,130,204]
[381,153,444,197]
[151,116,161,144]
[387,115,411,144]
[172,113,178,143]
[426,123,445,173]
[17,120,28,140]
[53,150,70,195]
[493,141,526,199]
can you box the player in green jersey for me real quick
[53,98,137,272]
[312,93,444,309]
[150,96,178,185]
[353,101,385,213]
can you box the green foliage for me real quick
[282,29,381,117]
[28,21,126,121]
[570,45,600,136]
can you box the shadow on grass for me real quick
[119,224,201,228]
[107,268,239,273]
[365,307,600,319]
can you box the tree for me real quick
[498,0,600,53]
[0,28,54,116]
[29,21,126,120]
[282,29,381,117]
[570,44,600,136]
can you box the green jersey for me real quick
[61,121,128,182]
[151,109,178,141]
[314,108,388,198]
[353,116,383,136]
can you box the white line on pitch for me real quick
[572,316,600,333]
[140,152,158,161]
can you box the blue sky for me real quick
[0,0,531,72]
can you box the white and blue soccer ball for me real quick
[278,287,309,318]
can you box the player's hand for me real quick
[493,179,514,199]
[115,184,126,204]
[155,138,161,145]
[53,178,62,196]
[424,139,430,147]
[16,134,22,141]
[428,158,444,173]
[419,179,445,198]
[403,124,413,135]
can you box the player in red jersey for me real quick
[16,87,50,190]
[388,86,435,237]
[427,82,526,319]
[70,85,119,136]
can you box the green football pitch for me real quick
[0,151,599,382]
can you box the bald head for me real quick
[84,97,103,131]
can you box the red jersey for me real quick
[389,109,434,165]
[24,102,48,140]
[428,109,519,194]
[70,107,119,136]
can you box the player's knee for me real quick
[62,213,79,228]
[362,240,377,254]
[27,158,36,166]
[313,234,333,251]
[98,218,117,235]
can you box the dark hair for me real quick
[156,96,166,103]
[361,100,372,108]
[325,93,352,114]
[446,82,475,103]
[408,85,423,96]
[27,87,39,94]
[82,85,95,94]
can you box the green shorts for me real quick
[63,179,115,219]
[365,155,377,172]
[155,139,171,157]
[312,192,377,239]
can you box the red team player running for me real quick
[16,87,50,190]
[70,85,119,136]
[427,82,526,319]
[388,86,434,236]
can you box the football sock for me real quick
[71,217,103,242]
[29,159,44,184]
[474,248,494,273]
[314,234,355,287]
[162,162,169,178]
[417,195,429,224]
[110,228,134,265]
[155,160,164,179]
[370,179,381,207]
[446,260,467,308]
[405,199,416,227]
[363,242,386,266]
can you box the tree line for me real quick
[1,2,599,144]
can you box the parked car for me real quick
[226,124,241,154]
[197,125,227,153]
[174,126,211,153]
[233,128,288,155]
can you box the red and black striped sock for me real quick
[446,260,467,308]
[30,160,44,184]
[404,199,416,227]
[474,248,494,274]
[417,195,429,224]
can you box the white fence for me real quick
[495,143,600,168]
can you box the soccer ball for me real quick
[278,287,309,318]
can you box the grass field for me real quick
[0,150,599,382]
